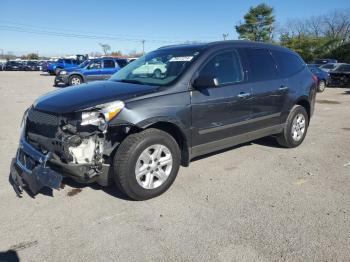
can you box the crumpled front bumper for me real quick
[10,138,63,196]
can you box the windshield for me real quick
[78,60,90,68]
[110,48,202,86]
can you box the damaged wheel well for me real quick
[146,122,190,167]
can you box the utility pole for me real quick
[141,40,145,55]
[223,33,229,40]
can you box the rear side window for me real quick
[103,60,115,68]
[64,59,72,64]
[199,50,244,86]
[245,48,277,81]
[271,50,304,77]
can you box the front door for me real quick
[191,50,253,155]
[85,60,103,81]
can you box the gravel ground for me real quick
[0,71,349,262]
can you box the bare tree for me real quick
[306,16,324,37]
[99,43,111,55]
[284,19,309,37]
[322,10,350,41]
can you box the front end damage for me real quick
[11,102,128,196]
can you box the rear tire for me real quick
[113,128,181,200]
[276,105,309,148]
[317,80,326,92]
[153,69,161,78]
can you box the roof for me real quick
[158,40,291,53]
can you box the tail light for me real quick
[312,74,318,83]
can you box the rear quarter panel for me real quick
[282,67,316,123]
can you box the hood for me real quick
[34,80,159,114]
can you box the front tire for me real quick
[276,105,309,148]
[114,128,181,200]
[69,75,83,86]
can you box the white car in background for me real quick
[132,59,167,78]
[320,63,345,72]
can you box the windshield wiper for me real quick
[116,79,145,85]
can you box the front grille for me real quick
[26,108,59,138]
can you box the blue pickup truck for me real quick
[54,57,128,86]
[46,58,81,75]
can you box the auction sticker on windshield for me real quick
[169,56,193,62]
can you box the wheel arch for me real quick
[68,73,85,83]
[144,121,190,167]
[295,97,311,120]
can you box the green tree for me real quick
[235,4,275,42]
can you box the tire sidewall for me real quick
[69,75,82,86]
[153,69,161,78]
[284,106,309,147]
[318,80,326,92]
[117,131,180,200]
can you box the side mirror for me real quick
[192,75,219,89]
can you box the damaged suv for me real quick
[11,41,316,200]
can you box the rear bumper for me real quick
[11,137,110,196]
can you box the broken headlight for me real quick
[81,101,125,131]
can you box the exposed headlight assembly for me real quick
[20,108,29,138]
[59,70,67,75]
[81,101,125,132]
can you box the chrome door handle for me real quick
[237,92,251,98]
[279,86,289,91]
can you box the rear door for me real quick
[102,59,117,79]
[244,48,286,130]
[191,49,253,153]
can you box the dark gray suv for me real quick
[11,41,317,200]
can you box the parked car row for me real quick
[1,60,46,71]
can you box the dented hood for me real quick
[34,80,158,113]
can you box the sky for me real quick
[1,0,349,57]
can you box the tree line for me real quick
[235,4,350,63]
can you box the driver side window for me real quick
[89,61,102,69]
[199,51,244,86]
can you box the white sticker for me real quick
[169,56,193,62]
